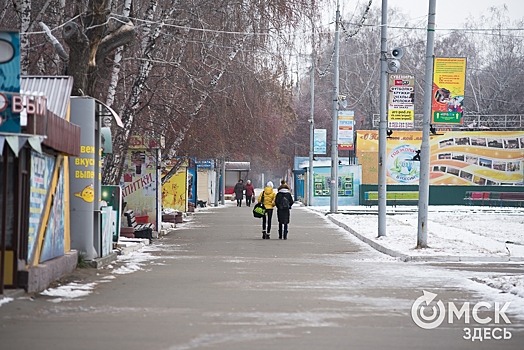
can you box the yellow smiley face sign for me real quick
[74,184,94,203]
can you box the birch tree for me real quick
[103,0,132,126]
[61,0,135,96]
[3,0,326,182]
[102,0,175,184]
[13,0,31,74]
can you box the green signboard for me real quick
[433,111,463,124]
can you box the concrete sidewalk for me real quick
[1,203,522,349]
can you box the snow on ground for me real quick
[0,297,13,307]
[311,205,524,259]
[307,205,524,314]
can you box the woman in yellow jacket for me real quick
[257,181,276,239]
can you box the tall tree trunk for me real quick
[85,0,112,95]
[14,0,31,74]
[63,22,90,95]
[104,0,132,126]
[103,0,169,184]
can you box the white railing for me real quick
[372,114,524,130]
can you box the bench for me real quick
[364,191,419,206]
[464,191,524,207]
[162,211,183,224]
[464,191,489,205]
[124,210,154,241]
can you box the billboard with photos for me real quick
[356,130,523,185]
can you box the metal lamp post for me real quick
[308,22,316,207]
[330,0,341,214]
[417,0,437,248]
[378,0,388,237]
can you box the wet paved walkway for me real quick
[0,204,522,349]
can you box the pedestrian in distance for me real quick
[257,181,276,239]
[234,179,245,207]
[275,180,294,240]
[244,180,255,207]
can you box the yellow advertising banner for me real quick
[162,168,187,212]
[432,57,466,124]
[356,130,524,185]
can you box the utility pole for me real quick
[214,158,220,206]
[308,10,316,207]
[377,0,388,237]
[330,0,340,214]
[308,40,315,206]
[417,0,437,248]
[221,158,226,205]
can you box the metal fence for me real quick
[372,114,524,130]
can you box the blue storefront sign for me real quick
[0,31,21,133]
[196,159,214,169]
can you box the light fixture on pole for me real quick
[338,95,347,109]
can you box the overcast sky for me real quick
[370,0,524,28]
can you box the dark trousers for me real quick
[236,198,242,207]
[278,223,288,239]
[262,209,273,233]
[246,196,253,207]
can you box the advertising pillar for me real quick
[69,97,98,260]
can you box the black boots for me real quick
[262,230,270,239]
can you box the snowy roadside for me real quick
[307,205,524,261]
[307,205,524,304]
[0,210,200,306]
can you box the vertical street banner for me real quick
[337,110,354,150]
[432,57,467,124]
[387,74,415,129]
[314,128,327,154]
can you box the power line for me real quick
[20,10,524,40]
[20,13,84,35]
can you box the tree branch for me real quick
[63,22,90,95]
[96,20,135,61]
[39,22,69,61]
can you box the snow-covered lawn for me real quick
[308,205,524,313]
[312,205,524,260]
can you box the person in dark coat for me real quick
[233,179,245,207]
[275,180,294,240]
[244,180,255,207]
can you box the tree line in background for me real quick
[291,5,524,158]
[2,0,323,183]
[2,1,523,183]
